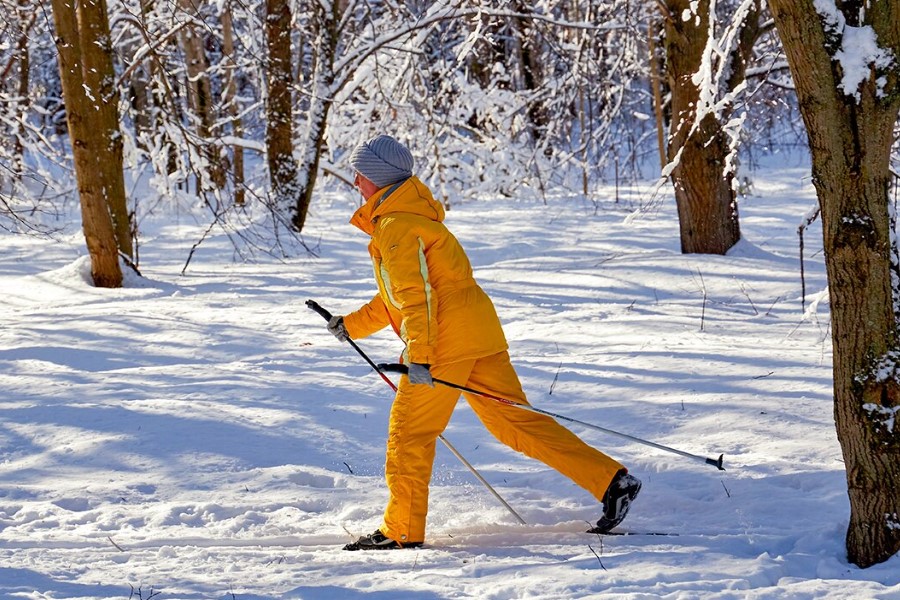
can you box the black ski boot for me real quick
[588,469,642,534]
[343,529,423,551]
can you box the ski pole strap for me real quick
[379,363,726,471]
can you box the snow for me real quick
[834,25,894,100]
[2,163,900,599]
[813,0,895,101]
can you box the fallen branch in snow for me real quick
[129,585,161,600]
[588,544,606,568]
[548,361,562,395]
[587,541,607,571]
[694,269,709,331]
[739,281,758,315]
[107,536,125,552]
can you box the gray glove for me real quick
[327,315,349,342]
[407,363,434,387]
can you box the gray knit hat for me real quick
[349,135,414,188]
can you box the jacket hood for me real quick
[350,176,445,235]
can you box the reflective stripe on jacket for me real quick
[342,176,508,365]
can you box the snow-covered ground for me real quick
[1,164,898,599]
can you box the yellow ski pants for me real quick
[379,350,625,544]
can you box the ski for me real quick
[587,529,679,536]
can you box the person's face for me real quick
[354,172,380,200]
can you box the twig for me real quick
[798,206,821,313]
[129,586,162,600]
[739,281,758,315]
[181,217,219,275]
[107,536,125,552]
[548,362,562,395]
[588,543,607,570]
[343,461,354,474]
[695,269,708,331]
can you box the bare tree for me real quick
[661,0,758,254]
[769,0,900,568]
[264,0,299,227]
[177,0,225,190]
[220,0,244,205]
[50,0,126,287]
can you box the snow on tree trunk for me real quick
[11,0,34,175]
[769,0,900,568]
[265,0,299,228]
[293,0,339,233]
[664,0,741,255]
[177,0,225,191]
[221,1,244,205]
[51,0,125,287]
[77,0,132,260]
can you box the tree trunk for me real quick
[12,1,35,175]
[293,0,341,232]
[769,0,900,568]
[178,0,225,190]
[266,0,300,224]
[51,0,123,287]
[221,1,245,205]
[663,0,741,255]
[126,0,155,150]
[648,18,666,173]
[77,0,133,260]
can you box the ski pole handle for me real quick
[306,299,333,322]
[379,363,408,374]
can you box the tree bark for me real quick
[293,0,341,232]
[51,0,124,287]
[769,0,900,568]
[12,0,35,174]
[266,0,300,225]
[178,0,225,190]
[648,18,666,173]
[221,1,245,205]
[663,0,741,255]
[77,0,133,259]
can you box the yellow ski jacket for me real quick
[342,176,508,365]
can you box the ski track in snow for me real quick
[1,166,899,598]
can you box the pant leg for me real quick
[463,351,624,501]
[380,359,475,544]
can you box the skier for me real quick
[330,134,641,550]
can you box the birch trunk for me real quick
[178,0,225,189]
[221,1,245,205]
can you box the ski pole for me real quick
[305,300,527,525]
[380,363,726,471]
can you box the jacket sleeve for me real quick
[375,217,437,364]
[342,294,391,339]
